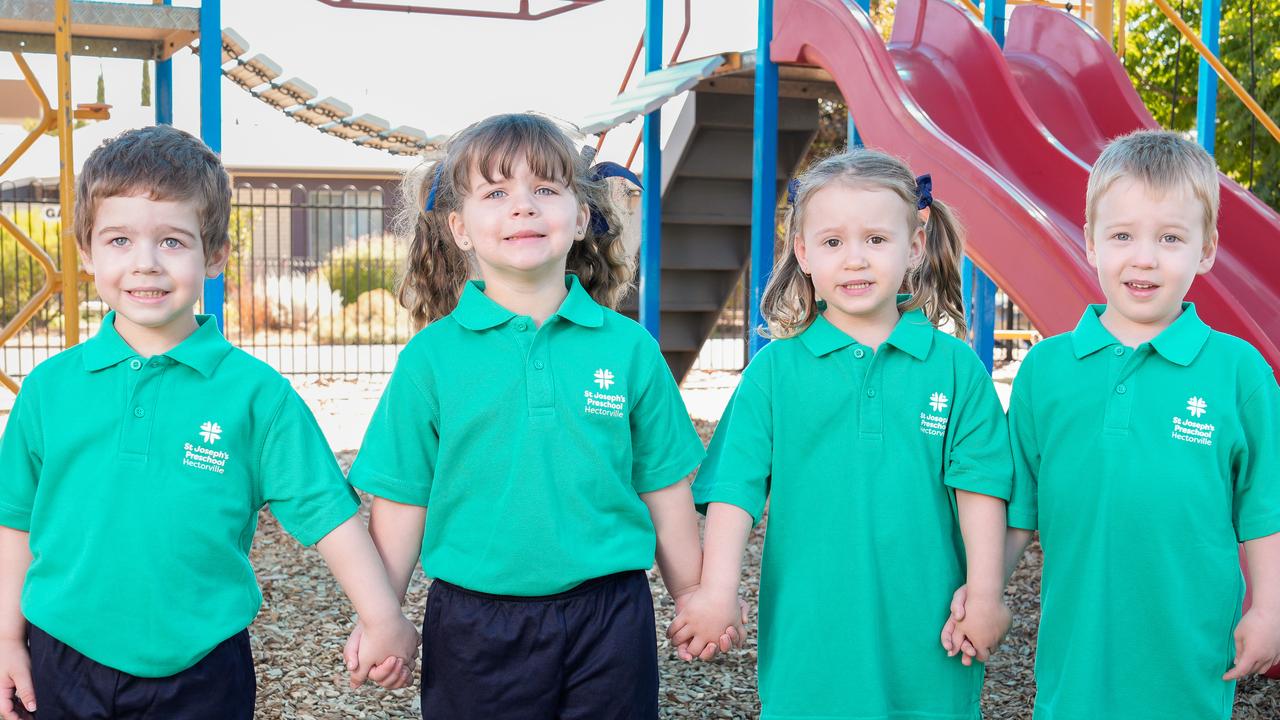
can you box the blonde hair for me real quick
[395,113,634,328]
[760,148,966,339]
[1087,130,1220,237]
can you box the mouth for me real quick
[836,280,875,295]
[126,289,170,301]
[1123,280,1160,295]
[505,231,545,241]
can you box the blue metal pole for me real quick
[748,0,778,359]
[155,0,173,125]
[846,0,869,147]
[963,0,1005,373]
[1195,0,1221,154]
[639,0,663,340]
[199,0,224,330]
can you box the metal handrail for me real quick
[1150,0,1280,144]
[593,0,692,169]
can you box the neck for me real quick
[1099,306,1180,348]
[823,300,901,350]
[113,313,200,358]
[481,271,569,327]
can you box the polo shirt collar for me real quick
[453,275,604,331]
[1071,303,1210,366]
[82,312,231,377]
[800,295,934,360]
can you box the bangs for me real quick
[450,114,580,193]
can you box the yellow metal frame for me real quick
[1150,0,1280,145]
[0,0,80,393]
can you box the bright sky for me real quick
[0,0,759,178]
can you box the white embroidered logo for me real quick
[1186,396,1207,418]
[594,368,615,390]
[199,421,222,444]
[929,392,949,412]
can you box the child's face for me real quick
[1086,176,1217,335]
[448,156,589,285]
[793,183,924,330]
[79,193,228,353]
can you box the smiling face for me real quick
[1085,176,1217,344]
[79,193,228,355]
[792,182,924,339]
[447,154,589,287]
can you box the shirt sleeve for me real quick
[1233,373,1280,542]
[691,365,772,526]
[0,384,42,532]
[943,355,1014,501]
[629,345,705,494]
[1005,372,1040,531]
[346,356,439,507]
[259,386,359,547]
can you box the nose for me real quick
[842,242,869,270]
[1130,237,1158,268]
[509,188,538,217]
[131,241,161,273]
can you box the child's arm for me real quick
[1224,532,1280,680]
[942,526,1033,660]
[0,527,35,719]
[341,497,426,687]
[314,515,419,689]
[667,502,752,661]
[641,479,744,661]
[947,492,1012,664]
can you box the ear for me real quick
[576,201,590,242]
[77,243,94,275]
[205,243,231,278]
[1197,228,1218,275]
[1084,223,1099,269]
[792,234,809,274]
[447,210,470,251]
[907,222,926,270]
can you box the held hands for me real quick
[940,584,1011,666]
[1223,607,1280,681]
[342,614,420,691]
[0,638,35,720]
[667,585,749,662]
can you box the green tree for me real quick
[96,67,105,104]
[1123,0,1279,210]
[142,60,152,107]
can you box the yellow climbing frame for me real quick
[0,0,78,394]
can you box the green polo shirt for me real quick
[348,275,704,596]
[0,312,358,677]
[692,306,1012,720]
[1006,303,1280,720]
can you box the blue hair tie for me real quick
[786,178,800,206]
[587,161,641,236]
[423,163,444,213]
[915,174,933,210]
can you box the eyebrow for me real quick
[810,225,895,236]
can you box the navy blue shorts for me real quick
[27,623,255,720]
[421,570,659,720]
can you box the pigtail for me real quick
[902,198,966,338]
[568,159,635,311]
[395,159,471,329]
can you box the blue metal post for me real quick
[846,0,869,148]
[961,0,1005,373]
[748,0,778,359]
[1195,0,1221,154]
[639,0,663,340]
[155,0,173,125]
[199,0,224,330]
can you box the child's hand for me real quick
[950,590,1011,666]
[344,616,419,690]
[0,638,35,720]
[940,584,979,663]
[1223,607,1280,681]
[668,586,748,662]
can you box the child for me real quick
[341,113,739,718]
[673,148,1014,719]
[0,125,417,720]
[948,130,1280,718]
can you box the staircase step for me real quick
[660,225,748,270]
[676,128,815,180]
[691,92,821,133]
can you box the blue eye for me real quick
[109,237,128,247]
[1160,234,1182,244]
[1112,233,1130,242]
[486,189,507,199]
[161,238,183,249]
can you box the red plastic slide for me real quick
[772,0,1280,372]
[1004,6,1280,371]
